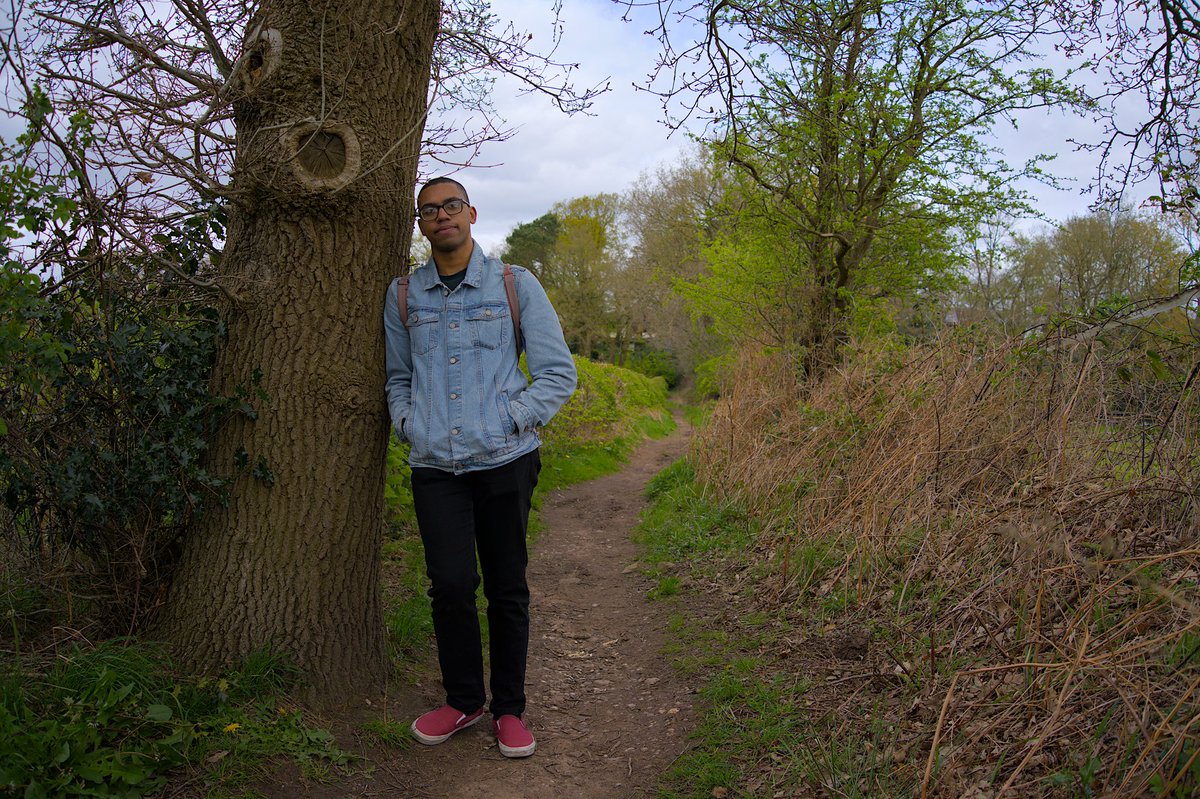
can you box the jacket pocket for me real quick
[467,303,507,350]
[407,311,441,355]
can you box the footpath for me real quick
[259,419,696,799]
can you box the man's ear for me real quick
[469,205,478,223]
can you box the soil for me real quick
[257,418,697,798]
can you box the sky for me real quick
[0,1,1138,256]
[426,0,698,254]
[433,0,1128,255]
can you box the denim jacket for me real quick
[383,247,577,474]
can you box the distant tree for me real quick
[621,149,725,374]
[541,194,623,359]
[956,217,1020,332]
[644,0,1077,374]
[1001,207,1187,328]
[500,212,561,273]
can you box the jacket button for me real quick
[449,322,458,329]
[451,428,460,436]
[450,356,458,364]
[450,393,458,400]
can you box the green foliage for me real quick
[0,134,74,434]
[499,212,560,272]
[0,642,344,798]
[0,124,238,628]
[625,345,682,389]
[541,356,669,450]
[693,352,736,399]
[669,0,1078,371]
[0,288,230,626]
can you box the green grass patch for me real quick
[635,459,755,567]
[359,718,412,748]
[0,641,347,798]
[639,458,920,798]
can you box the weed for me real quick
[649,575,682,599]
[0,641,345,798]
[359,718,412,748]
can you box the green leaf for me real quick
[145,704,172,722]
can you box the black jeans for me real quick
[411,449,541,717]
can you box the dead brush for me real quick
[692,327,1200,797]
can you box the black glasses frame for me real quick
[417,198,468,221]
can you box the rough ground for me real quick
[260,420,696,798]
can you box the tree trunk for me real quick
[155,0,438,703]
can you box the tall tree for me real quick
[3,0,601,701]
[621,149,724,373]
[644,0,1075,373]
[147,0,439,700]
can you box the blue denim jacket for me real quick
[383,247,577,473]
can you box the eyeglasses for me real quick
[417,198,468,221]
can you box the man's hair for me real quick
[417,176,470,204]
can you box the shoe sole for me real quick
[497,738,537,758]
[410,711,483,745]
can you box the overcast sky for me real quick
[426,0,696,254]
[431,0,1123,256]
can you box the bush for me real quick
[2,291,229,628]
[0,128,233,632]
[1,641,341,798]
[626,345,682,389]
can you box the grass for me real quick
[634,458,918,798]
[0,641,348,798]
[665,330,1200,796]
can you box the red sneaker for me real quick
[411,704,484,745]
[493,714,536,758]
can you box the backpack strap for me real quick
[396,266,523,354]
[503,263,524,354]
[396,274,411,331]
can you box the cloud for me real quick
[425,0,693,254]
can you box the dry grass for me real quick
[692,327,1200,797]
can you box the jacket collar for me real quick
[417,244,487,291]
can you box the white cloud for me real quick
[425,0,694,254]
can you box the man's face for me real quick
[416,182,476,254]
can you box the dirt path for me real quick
[310,419,697,798]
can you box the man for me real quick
[383,177,577,758]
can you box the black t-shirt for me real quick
[439,269,467,291]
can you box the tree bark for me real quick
[155,0,438,703]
